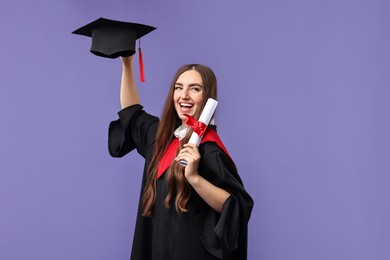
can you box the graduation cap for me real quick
[72,17,156,81]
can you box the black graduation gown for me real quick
[108,104,253,260]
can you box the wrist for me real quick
[186,174,200,186]
[122,56,133,66]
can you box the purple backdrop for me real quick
[1,0,389,259]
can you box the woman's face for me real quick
[173,70,204,126]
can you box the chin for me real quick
[176,112,186,121]
[175,109,199,121]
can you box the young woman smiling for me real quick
[108,56,253,260]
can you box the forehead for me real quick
[176,70,203,85]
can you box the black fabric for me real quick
[72,17,156,59]
[108,104,253,260]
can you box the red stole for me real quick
[157,129,231,179]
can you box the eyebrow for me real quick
[174,82,203,88]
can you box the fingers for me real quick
[175,144,200,165]
[175,144,201,179]
[178,145,199,158]
[183,143,196,148]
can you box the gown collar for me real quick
[157,127,233,179]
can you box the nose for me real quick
[180,88,190,99]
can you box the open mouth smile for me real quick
[179,102,194,109]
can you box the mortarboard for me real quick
[72,17,156,58]
[72,17,156,81]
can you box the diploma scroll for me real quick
[179,98,218,167]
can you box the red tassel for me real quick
[138,47,145,82]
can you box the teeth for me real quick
[180,103,193,108]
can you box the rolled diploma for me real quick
[180,98,218,166]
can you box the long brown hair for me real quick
[142,64,218,216]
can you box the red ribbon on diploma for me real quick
[184,114,207,137]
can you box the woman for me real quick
[108,55,253,260]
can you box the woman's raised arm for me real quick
[120,56,140,109]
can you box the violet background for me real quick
[0,0,389,259]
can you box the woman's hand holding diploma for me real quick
[179,98,218,166]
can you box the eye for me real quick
[191,87,201,92]
[174,85,183,90]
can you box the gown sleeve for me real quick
[193,142,254,259]
[108,104,159,158]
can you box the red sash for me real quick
[157,129,231,178]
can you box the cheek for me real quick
[173,93,179,103]
[194,95,204,114]
[195,94,204,106]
